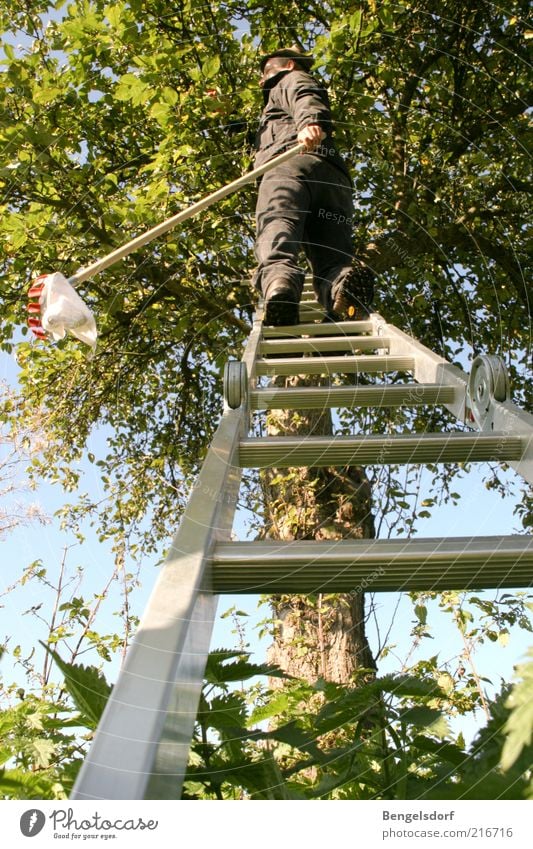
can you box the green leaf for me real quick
[436,672,454,695]
[114,73,151,105]
[379,674,445,699]
[262,720,321,756]
[0,767,55,799]
[221,717,323,763]
[204,650,289,686]
[400,707,451,739]
[105,4,123,30]
[25,711,45,731]
[201,55,220,79]
[150,101,171,127]
[28,738,56,768]
[249,691,290,725]
[414,604,427,626]
[501,649,533,771]
[40,643,112,730]
[412,735,466,766]
[498,630,510,647]
[32,86,63,105]
[199,693,246,732]
[349,11,362,32]
[187,755,301,799]
[0,747,13,767]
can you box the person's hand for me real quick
[297,124,326,151]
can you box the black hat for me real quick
[259,46,314,72]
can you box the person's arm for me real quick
[279,72,331,149]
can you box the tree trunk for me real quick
[261,375,376,682]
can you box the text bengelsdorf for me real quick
[382,811,455,823]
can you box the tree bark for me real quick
[261,375,376,683]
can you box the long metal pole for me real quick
[68,143,306,287]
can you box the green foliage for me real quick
[0,694,83,799]
[0,646,113,798]
[2,640,532,800]
[184,650,533,800]
[501,649,533,773]
[40,643,112,730]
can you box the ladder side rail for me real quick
[71,322,262,801]
[373,314,468,420]
[376,316,533,483]
[491,403,533,484]
[244,312,262,395]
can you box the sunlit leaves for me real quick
[0,696,82,799]
[185,653,533,799]
[501,648,533,772]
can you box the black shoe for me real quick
[263,282,299,327]
[331,260,375,320]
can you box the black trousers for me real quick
[253,154,354,309]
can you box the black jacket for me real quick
[254,69,350,179]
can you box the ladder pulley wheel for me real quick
[468,354,509,430]
[224,361,248,409]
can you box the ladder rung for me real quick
[260,336,390,355]
[251,383,457,410]
[262,320,374,337]
[298,308,327,320]
[255,354,414,376]
[210,537,533,592]
[239,433,524,467]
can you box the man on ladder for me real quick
[253,46,376,326]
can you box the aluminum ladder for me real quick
[72,278,533,800]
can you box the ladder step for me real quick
[239,432,523,467]
[260,336,390,355]
[298,307,327,320]
[262,320,374,337]
[255,354,414,376]
[210,537,533,592]
[251,383,457,410]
